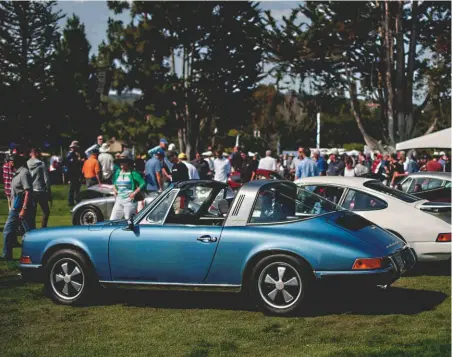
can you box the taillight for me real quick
[19,256,32,264]
[436,233,451,242]
[352,257,383,270]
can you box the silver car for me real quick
[71,183,236,225]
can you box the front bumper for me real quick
[19,264,43,283]
[315,247,417,287]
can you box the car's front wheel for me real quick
[44,249,97,305]
[250,254,312,315]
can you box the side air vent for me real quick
[231,194,245,216]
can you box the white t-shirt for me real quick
[258,156,277,171]
[344,168,356,177]
[183,161,200,180]
[98,153,114,180]
[213,158,231,183]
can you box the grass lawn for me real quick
[0,185,450,357]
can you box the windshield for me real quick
[249,182,342,224]
[364,181,421,203]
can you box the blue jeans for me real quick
[2,208,34,260]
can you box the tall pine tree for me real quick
[0,1,63,145]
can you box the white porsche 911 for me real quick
[295,177,451,262]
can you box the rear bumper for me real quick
[315,247,417,287]
[315,267,397,287]
[19,264,43,283]
[410,242,451,262]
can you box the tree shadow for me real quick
[86,285,447,318]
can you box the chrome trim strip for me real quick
[18,264,42,269]
[314,266,393,278]
[99,280,242,293]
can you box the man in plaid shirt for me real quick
[3,155,14,209]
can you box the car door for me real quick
[108,182,226,283]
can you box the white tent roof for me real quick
[396,128,452,150]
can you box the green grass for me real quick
[0,186,450,357]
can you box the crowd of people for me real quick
[1,134,450,260]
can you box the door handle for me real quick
[197,235,218,243]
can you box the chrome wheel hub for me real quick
[258,262,302,309]
[50,258,84,300]
[81,211,97,225]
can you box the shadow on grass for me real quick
[84,285,447,317]
[406,260,451,277]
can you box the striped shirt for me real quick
[2,162,14,198]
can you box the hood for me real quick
[327,211,405,254]
[27,158,44,171]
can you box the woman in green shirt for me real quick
[110,153,146,221]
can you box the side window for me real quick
[145,191,178,224]
[401,178,413,193]
[249,185,297,224]
[427,178,443,190]
[165,186,214,225]
[309,185,345,205]
[342,190,387,211]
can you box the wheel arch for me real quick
[241,249,316,289]
[42,244,98,280]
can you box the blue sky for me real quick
[56,1,298,54]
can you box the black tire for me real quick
[44,249,98,305]
[249,254,312,316]
[74,206,103,226]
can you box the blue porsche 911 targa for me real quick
[19,180,416,315]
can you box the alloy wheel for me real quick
[50,258,85,301]
[258,262,302,309]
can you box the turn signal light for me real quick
[437,233,451,242]
[352,257,383,270]
[19,256,32,264]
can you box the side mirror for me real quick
[127,214,135,230]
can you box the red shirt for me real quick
[2,162,14,198]
[426,160,442,172]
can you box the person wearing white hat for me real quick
[202,151,214,173]
[98,143,114,184]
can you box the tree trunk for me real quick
[395,0,406,141]
[347,69,383,152]
[384,0,396,147]
[405,1,418,139]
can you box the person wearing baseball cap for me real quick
[169,153,190,183]
[145,148,165,192]
[179,152,199,180]
[147,138,169,157]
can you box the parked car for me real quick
[397,172,451,203]
[295,177,451,262]
[71,184,235,225]
[71,185,159,225]
[228,169,286,190]
[20,180,415,315]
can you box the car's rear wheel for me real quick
[44,249,97,305]
[250,254,312,315]
[75,206,103,226]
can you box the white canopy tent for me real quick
[396,127,452,151]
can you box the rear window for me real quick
[363,181,421,203]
